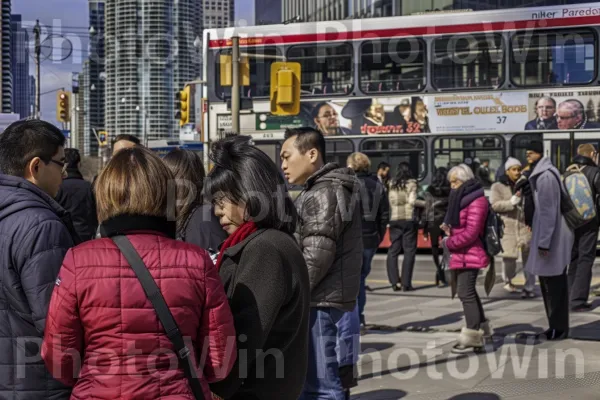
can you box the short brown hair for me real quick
[347,152,371,173]
[96,147,174,223]
[578,143,597,158]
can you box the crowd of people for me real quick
[0,118,599,399]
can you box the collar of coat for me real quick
[64,169,84,180]
[100,214,176,239]
[221,229,267,257]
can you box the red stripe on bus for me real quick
[208,15,600,48]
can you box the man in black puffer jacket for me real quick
[281,127,362,399]
[0,120,79,400]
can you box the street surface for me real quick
[353,254,600,399]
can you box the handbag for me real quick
[111,235,206,400]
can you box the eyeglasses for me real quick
[49,159,67,173]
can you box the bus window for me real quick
[216,47,280,99]
[511,30,596,87]
[287,43,353,96]
[325,138,355,166]
[360,38,425,93]
[434,136,504,187]
[360,138,426,181]
[510,133,543,166]
[433,34,504,90]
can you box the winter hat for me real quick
[504,157,522,171]
[526,140,544,155]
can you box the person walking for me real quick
[566,144,600,312]
[524,143,574,341]
[386,162,421,291]
[163,148,227,254]
[347,152,390,326]
[56,148,98,242]
[0,119,79,400]
[42,147,236,399]
[424,167,451,287]
[490,157,536,298]
[443,164,492,354]
[206,136,311,400]
[281,127,362,400]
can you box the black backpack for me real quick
[481,202,504,257]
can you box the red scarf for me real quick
[215,221,258,270]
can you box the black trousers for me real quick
[568,220,599,308]
[539,269,570,333]
[386,220,418,288]
[428,221,447,283]
[456,269,486,330]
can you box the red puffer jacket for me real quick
[42,227,236,400]
[446,196,490,270]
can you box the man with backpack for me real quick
[524,141,574,341]
[565,144,600,312]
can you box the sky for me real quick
[12,0,254,127]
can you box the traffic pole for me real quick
[231,36,240,134]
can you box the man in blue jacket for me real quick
[0,119,79,399]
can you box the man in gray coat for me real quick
[525,144,574,341]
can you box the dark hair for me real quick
[392,162,414,190]
[0,119,66,177]
[429,167,450,196]
[284,127,327,163]
[377,161,390,170]
[163,149,206,233]
[205,135,297,234]
[64,148,81,169]
[311,102,330,119]
[112,134,140,148]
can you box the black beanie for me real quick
[527,140,544,155]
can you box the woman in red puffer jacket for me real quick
[42,147,236,400]
[442,164,491,355]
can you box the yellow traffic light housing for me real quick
[56,90,71,123]
[270,62,301,116]
[219,54,250,87]
[98,131,108,147]
[178,86,191,126]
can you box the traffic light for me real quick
[270,62,301,116]
[177,86,191,127]
[56,90,71,123]
[98,131,108,147]
[219,54,250,87]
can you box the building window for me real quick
[360,38,425,93]
[432,34,504,90]
[511,29,596,87]
[287,43,353,96]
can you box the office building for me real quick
[1,1,12,114]
[28,75,35,117]
[238,0,281,25]
[87,0,105,155]
[11,15,29,119]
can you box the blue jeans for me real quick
[359,248,377,325]
[336,305,360,368]
[300,307,346,400]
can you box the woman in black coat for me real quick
[205,136,311,400]
[424,167,451,287]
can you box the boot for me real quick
[480,320,495,352]
[451,327,484,354]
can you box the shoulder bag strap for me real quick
[111,235,205,400]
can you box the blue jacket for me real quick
[0,175,77,399]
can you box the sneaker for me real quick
[572,303,594,312]
[503,283,519,293]
[521,289,536,299]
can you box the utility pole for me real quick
[231,36,240,134]
[33,20,41,119]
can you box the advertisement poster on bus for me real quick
[526,90,600,130]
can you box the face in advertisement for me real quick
[313,103,340,136]
[557,100,584,130]
[365,103,385,125]
[414,100,428,124]
[536,97,557,121]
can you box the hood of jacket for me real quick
[427,184,451,198]
[0,174,70,224]
[573,154,597,168]
[305,163,357,191]
[64,168,84,180]
[356,170,378,183]
[529,157,555,179]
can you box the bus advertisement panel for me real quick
[246,89,600,137]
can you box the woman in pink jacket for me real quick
[442,164,491,354]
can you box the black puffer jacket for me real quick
[56,169,97,242]
[356,171,390,249]
[295,163,363,312]
[0,175,77,400]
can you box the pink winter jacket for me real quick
[446,196,490,270]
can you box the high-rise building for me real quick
[240,0,282,25]
[28,75,35,117]
[11,15,29,119]
[201,0,234,30]
[105,0,175,143]
[87,0,105,155]
[1,1,12,114]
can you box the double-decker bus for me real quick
[201,2,600,247]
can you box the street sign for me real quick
[217,114,233,130]
[61,129,71,138]
[256,113,304,131]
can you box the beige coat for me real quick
[490,181,532,259]
[389,179,418,221]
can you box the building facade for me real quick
[283,0,598,21]
[87,0,105,155]
[254,0,282,25]
[28,75,35,117]
[1,1,12,114]
[11,15,29,119]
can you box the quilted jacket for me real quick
[295,163,363,312]
[0,174,78,400]
[446,196,489,270]
[41,214,236,400]
[388,179,418,221]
